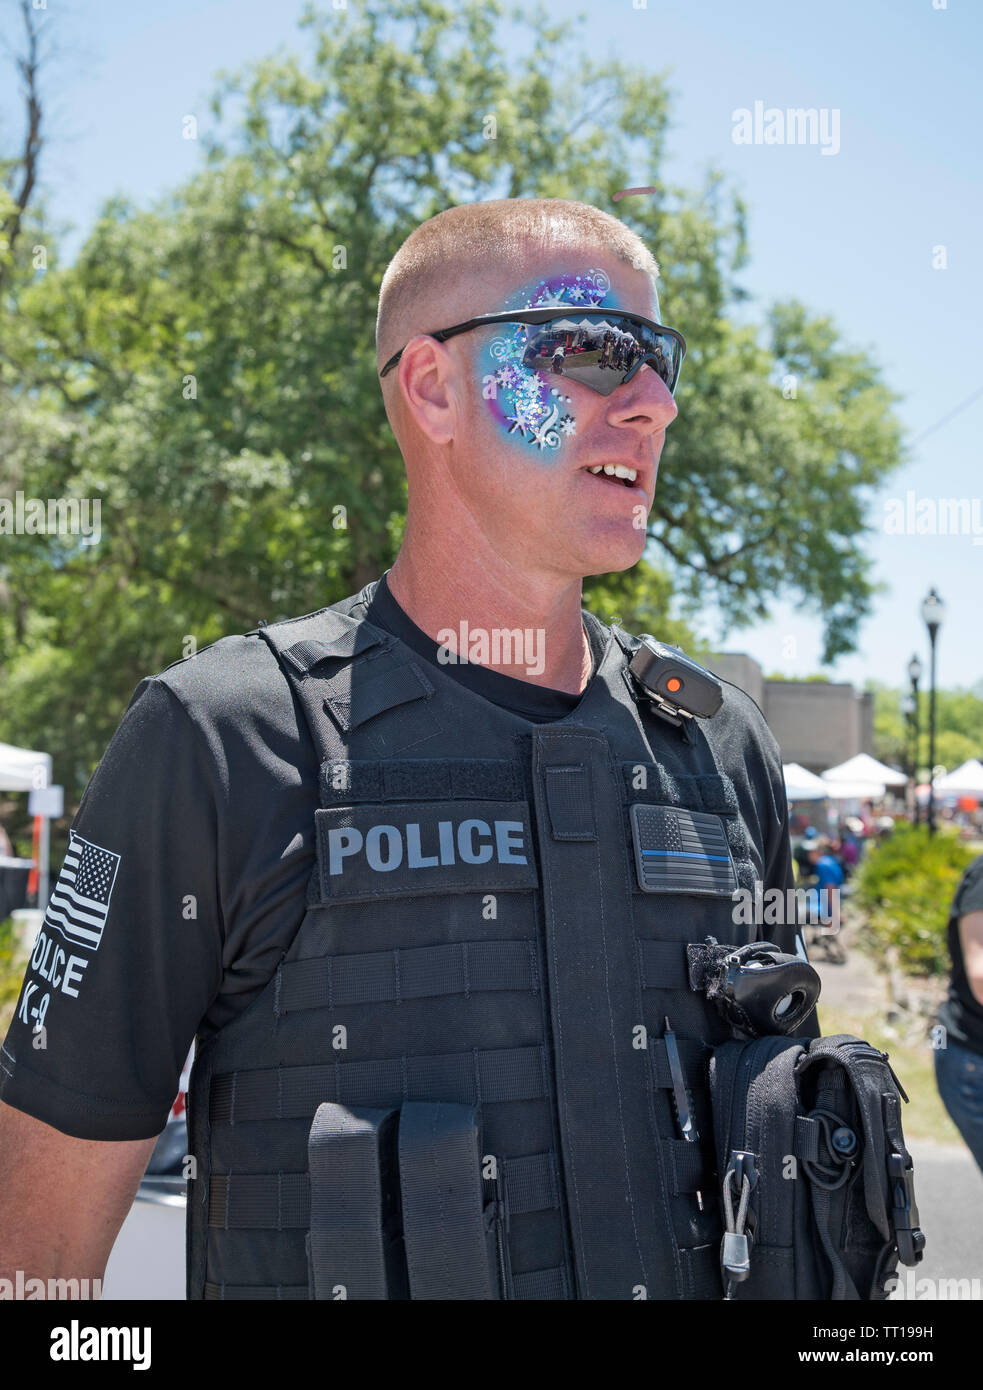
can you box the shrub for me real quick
[853,823,977,976]
[0,916,26,1036]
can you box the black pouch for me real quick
[709,1033,925,1300]
[306,1100,508,1300]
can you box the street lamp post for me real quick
[920,591,945,837]
[901,693,916,823]
[907,654,922,824]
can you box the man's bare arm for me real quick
[0,1100,158,1290]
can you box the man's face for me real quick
[452,253,679,581]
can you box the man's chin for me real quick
[572,528,648,579]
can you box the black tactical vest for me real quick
[185,594,781,1300]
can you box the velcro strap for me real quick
[502,1151,560,1215]
[266,611,388,672]
[307,1103,401,1300]
[276,939,537,1014]
[210,1045,548,1125]
[398,1101,496,1300]
[321,660,433,732]
[205,1149,561,1230]
[511,1265,570,1299]
[664,1139,712,1196]
[282,639,334,673]
[794,1113,821,1162]
[321,758,523,804]
[542,763,597,840]
[678,1242,724,1299]
[637,938,692,991]
[203,1283,309,1300]
[649,1036,710,1090]
[619,763,739,816]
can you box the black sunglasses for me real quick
[379,307,687,397]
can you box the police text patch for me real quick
[630,804,738,897]
[314,800,539,903]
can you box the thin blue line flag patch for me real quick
[630,803,738,897]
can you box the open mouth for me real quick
[582,465,640,490]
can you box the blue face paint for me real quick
[478,268,620,454]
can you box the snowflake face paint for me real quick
[477,268,620,455]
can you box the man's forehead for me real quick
[491,257,662,321]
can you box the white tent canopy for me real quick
[822,778,886,801]
[934,759,983,797]
[0,741,52,792]
[783,763,829,801]
[822,753,908,788]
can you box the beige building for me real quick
[708,653,875,774]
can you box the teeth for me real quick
[586,465,639,482]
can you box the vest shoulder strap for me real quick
[250,602,449,765]
[250,604,393,674]
[249,604,403,762]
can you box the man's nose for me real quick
[611,359,679,430]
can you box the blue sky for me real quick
[4,0,980,692]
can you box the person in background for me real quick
[793,825,818,882]
[0,822,13,858]
[805,835,844,921]
[839,826,860,878]
[935,855,983,1174]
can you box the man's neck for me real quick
[386,551,592,695]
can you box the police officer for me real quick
[0,197,813,1301]
[935,854,983,1173]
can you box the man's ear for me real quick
[394,336,460,446]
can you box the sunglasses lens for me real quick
[522,317,682,396]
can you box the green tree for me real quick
[1,0,907,820]
[871,683,983,775]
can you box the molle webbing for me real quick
[274,939,539,1014]
[203,1268,573,1301]
[207,1151,562,1230]
[272,933,705,1012]
[209,1045,548,1125]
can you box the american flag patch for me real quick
[42,831,121,952]
[630,804,737,897]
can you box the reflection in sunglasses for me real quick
[521,321,675,391]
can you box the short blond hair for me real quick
[375,198,661,376]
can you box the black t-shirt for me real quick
[937,855,983,1055]
[0,576,611,1140]
[365,573,611,723]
